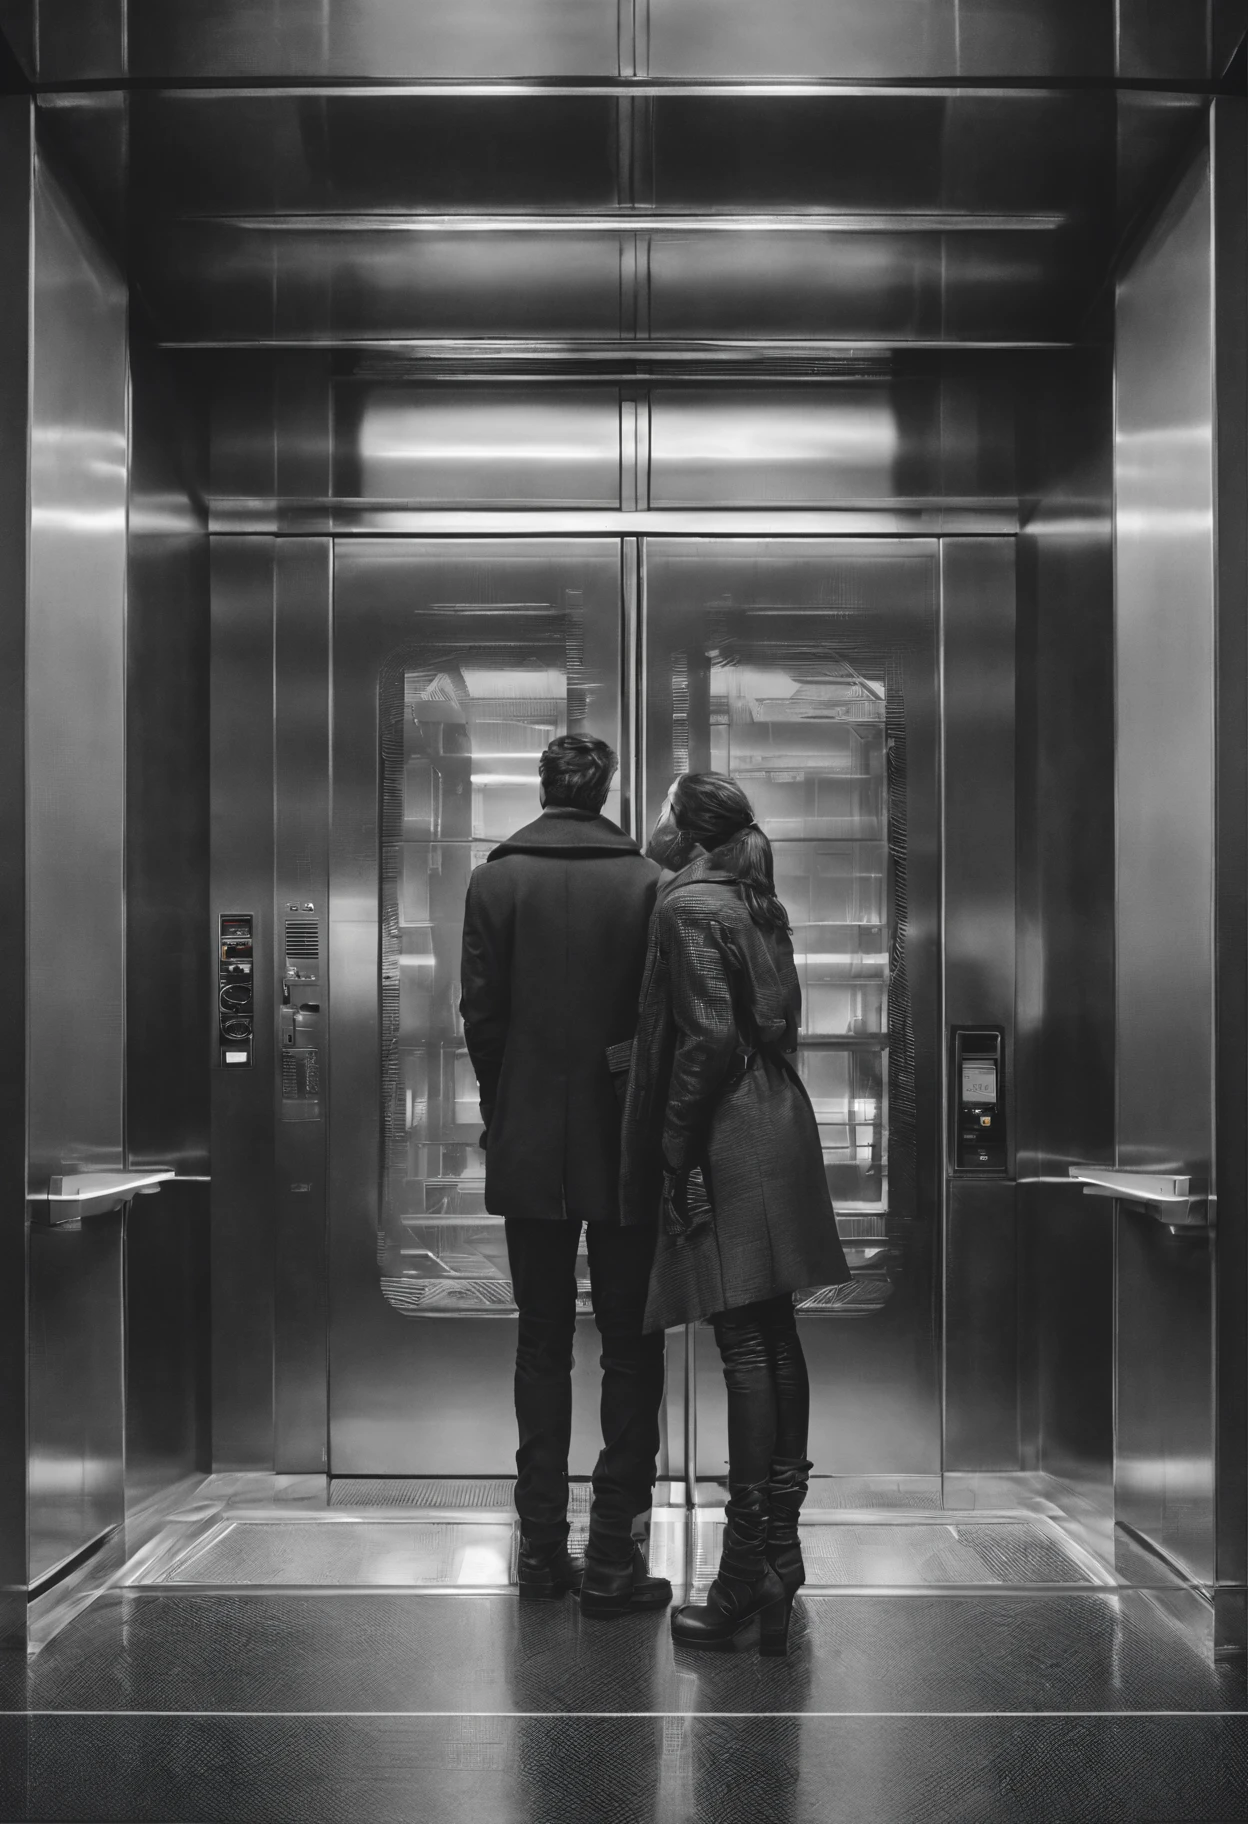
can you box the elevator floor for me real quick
[5,1476,1246,1822]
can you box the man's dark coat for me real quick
[459,807,660,1222]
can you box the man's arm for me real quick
[458,866,513,1135]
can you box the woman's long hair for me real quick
[671,772,791,934]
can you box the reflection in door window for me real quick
[376,596,620,1317]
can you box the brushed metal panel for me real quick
[335,385,621,508]
[649,0,1106,78]
[651,92,1110,217]
[124,1182,211,1515]
[943,1181,1019,1474]
[649,385,937,508]
[1214,0,1248,72]
[26,147,128,1186]
[941,539,1016,1054]
[126,0,620,80]
[206,350,334,523]
[274,539,331,1472]
[131,93,618,218]
[126,331,211,1175]
[1012,349,1115,1506]
[1114,138,1216,1586]
[941,538,1018,1475]
[1115,1218,1215,1586]
[22,132,128,1601]
[145,221,624,346]
[1018,1182,1113,1492]
[650,231,941,344]
[0,5,34,75]
[210,538,277,1468]
[28,1219,124,1587]
[124,331,212,1516]
[1117,1,1211,79]
[0,94,30,1633]
[328,539,625,1474]
[1211,97,1248,1635]
[36,94,128,270]
[1115,146,1214,1182]
[1014,349,1115,1181]
[33,2,124,82]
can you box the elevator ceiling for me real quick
[36,85,1212,354]
[3,1,1245,85]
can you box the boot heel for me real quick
[758,1595,792,1658]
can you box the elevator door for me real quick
[328,538,628,1474]
[326,535,941,1480]
[641,539,942,1479]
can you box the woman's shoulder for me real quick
[658,872,745,929]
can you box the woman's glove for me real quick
[661,1162,714,1245]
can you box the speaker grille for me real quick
[284,920,319,960]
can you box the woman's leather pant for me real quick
[710,1294,810,1486]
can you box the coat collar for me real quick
[658,851,739,901]
[488,807,642,861]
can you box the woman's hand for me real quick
[661,1162,714,1245]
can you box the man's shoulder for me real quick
[470,844,658,892]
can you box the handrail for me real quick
[1068,1166,1208,1228]
[31,1169,174,1226]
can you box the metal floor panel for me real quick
[693,1517,1109,1593]
[328,1478,594,1513]
[157,1519,517,1589]
[142,1510,1108,1594]
[695,1475,945,1510]
[139,1507,688,1592]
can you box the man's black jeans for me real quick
[504,1216,665,1545]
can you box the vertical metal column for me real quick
[273,540,332,1471]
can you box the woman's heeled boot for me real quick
[671,1481,790,1656]
[766,1456,813,1603]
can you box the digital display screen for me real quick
[962,1062,997,1105]
[224,1050,250,1065]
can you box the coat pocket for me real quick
[605,1038,633,1111]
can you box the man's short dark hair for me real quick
[539,734,617,813]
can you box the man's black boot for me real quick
[517,1531,584,1600]
[579,1524,672,1619]
[671,1481,789,1655]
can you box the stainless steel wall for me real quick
[124,329,212,1514]
[1211,97,1248,1658]
[210,538,278,1468]
[204,358,1020,531]
[1114,134,1216,1588]
[0,92,31,1651]
[941,537,1019,1474]
[25,138,130,1588]
[1014,349,1116,1503]
[5,2,1242,81]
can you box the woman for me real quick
[620,773,851,1655]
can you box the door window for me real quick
[644,537,938,1315]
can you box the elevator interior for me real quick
[2,3,1246,1672]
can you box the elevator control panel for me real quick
[952,1028,1006,1173]
[219,914,254,1067]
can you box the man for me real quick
[459,733,670,1617]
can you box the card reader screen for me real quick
[962,1061,997,1105]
